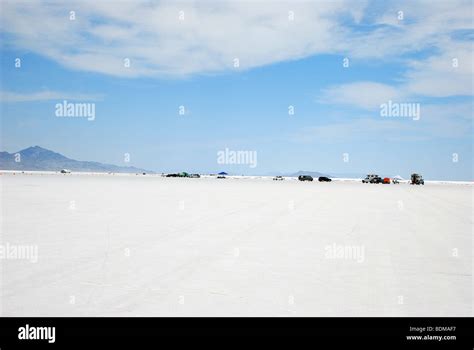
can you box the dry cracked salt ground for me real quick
[0,174,472,316]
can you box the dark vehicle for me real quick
[217,175,226,179]
[167,172,190,177]
[273,176,284,181]
[298,175,313,182]
[370,176,383,184]
[318,176,332,182]
[410,173,424,185]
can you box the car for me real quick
[166,173,179,177]
[60,169,71,174]
[217,175,226,179]
[273,176,284,181]
[189,174,200,178]
[318,176,332,182]
[362,174,379,183]
[383,177,391,184]
[298,175,313,181]
[370,176,383,184]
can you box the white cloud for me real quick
[292,118,415,143]
[0,91,103,102]
[346,0,473,59]
[318,82,403,109]
[403,41,473,97]
[294,102,473,143]
[0,0,471,100]
[0,0,369,77]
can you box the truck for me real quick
[362,174,382,183]
[410,173,424,185]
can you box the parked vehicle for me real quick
[410,173,424,185]
[217,175,226,179]
[273,176,284,181]
[318,176,332,182]
[298,175,313,182]
[392,178,400,184]
[383,177,391,184]
[362,174,379,183]
[189,174,200,178]
[370,176,383,184]
[60,169,71,174]
[166,172,192,177]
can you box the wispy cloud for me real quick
[291,118,416,143]
[293,102,473,143]
[403,41,473,97]
[0,90,103,103]
[318,82,403,110]
[1,0,366,77]
[2,0,470,79]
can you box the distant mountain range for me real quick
[0,146,153,173]
[286,170,331,178]
[0,146,367,177]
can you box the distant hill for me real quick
[287,170,331,178]
[0,146,153,173]
[327,172,366,179]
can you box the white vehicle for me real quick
[273,176,284,181]
[362,174,378,183]
[60,169,71,174]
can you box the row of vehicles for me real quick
[271,175,334,182]
[362,173,424,185]
[166,172,200,178]
[165,172,227,178]
[295,175,331,182]
[290,173,425,184]
[162,172,425,185]
[362,174,387,184]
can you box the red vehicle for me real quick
[383,177,391,184]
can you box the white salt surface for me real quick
[0,173,472,316]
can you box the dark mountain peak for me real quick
[19,146,68,161]
[0,145,153,174]
[22,145,54,153]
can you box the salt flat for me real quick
[0,173,472,316]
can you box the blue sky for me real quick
[0,0,472,180]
